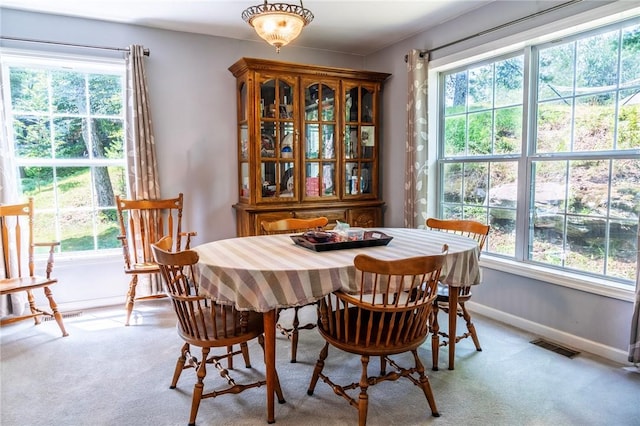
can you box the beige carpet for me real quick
[1,300,639,426]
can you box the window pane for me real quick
[57,166,92,206]
[59,209,94,252]
[608,218,638,281]
[574,94,615,151]
[495,106,522,154]
[20,166,55,209]
[618,89,640,150]
[536,100,572,153]
[468,64,492,112]
[442,163,462,203]
[54,117,88,159]
[13,116,51,158]
[575,30,618,89]
[32,210,57,254]
[9,67,48,112]
[489,161,518,257]
[495,56,524,107]
[463,162,488,205]
[538,43,575,101]
[468,111,492,155]
[530,161,567,265]
[107,166,127,198]
[51,70,85,114]
[89,74,123,115]
[444,115,466,156]
[611,159,640,220]
[444,71,467,115]
[621,25,640,87]
[488,208,516,256]
[97,208,121,250]
[93,118,124,158]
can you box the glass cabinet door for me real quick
[258,76,297,200]
[303,80,337,199]
[344,83,376,196]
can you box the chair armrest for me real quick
[180,231,198,250]
[33,241,60,279]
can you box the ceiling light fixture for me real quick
[242,1,314,53]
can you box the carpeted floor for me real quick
[1,300,639,426]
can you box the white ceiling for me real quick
[0,0,495,55]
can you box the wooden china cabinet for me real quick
[229,58,391,236]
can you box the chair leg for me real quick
[43,286,68,337]
[26,290,41,325]
[357,355,370,426]
[430,303,440,371]
[240,342,252,368]
[411,349,440,417]
[171,342,189,389]
[290,307,301,363]
[460,302,482,351]
[189,347,209,426]
[124,276,138,326]
[307,342,329,395]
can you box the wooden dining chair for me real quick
[151,237,284,426]
[115,193,196,326]
[307,247,447,425]
[0,198,68,337]
[260,216,329,362]
[425,217,490,370]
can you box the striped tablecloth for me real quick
[194,228,480,313]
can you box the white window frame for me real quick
[428,4,640,302]
[1,48,127,260]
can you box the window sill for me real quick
[48,250,122,265]
[480,255,636,303]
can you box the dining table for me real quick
[193,227,481,423]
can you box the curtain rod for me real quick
[0,36,150,56]
[404,0,582,62]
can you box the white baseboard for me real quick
[467,301,632,366]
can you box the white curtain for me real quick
[403,50,429,229]
[0,66,27,317]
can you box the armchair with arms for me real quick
[115,192,196,325]
[0,198,68,337]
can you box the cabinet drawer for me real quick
[347,207,381,228]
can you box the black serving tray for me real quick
[291,231,393,252]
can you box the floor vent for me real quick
[530,338,580,358]
[43,311,83,321]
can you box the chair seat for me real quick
[0,276,57,294]
[124,262,160,274]
[177,308,265,347]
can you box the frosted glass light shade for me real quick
[242,1,314,53]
